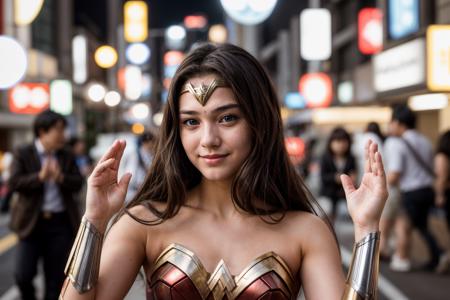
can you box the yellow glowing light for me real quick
[124,1,148,43]
[94,46,118,69]
[208,24,228,43]
[132,123,145,134]
[427,25,450,91]
[14,0,44,26]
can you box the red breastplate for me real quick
[146,244,297,300]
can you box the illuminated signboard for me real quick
[124,1,148,43]
[358,8,383,54]
[427,25,450,91]
[284,92,306,109]
[9,83,50,114]
[50,80,72,115]
[300,9,332,61]
[298,73,333,108]
[388,0,419,40]
[374,38,425,92]
[220,0,278,25]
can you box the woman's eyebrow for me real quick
[179,104,240,115]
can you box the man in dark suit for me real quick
[8,110,83,300]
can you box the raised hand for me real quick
[84,140,132,228]
[341,140,388,240]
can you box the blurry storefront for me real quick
[327,0,450,144]
[0,0,68,149]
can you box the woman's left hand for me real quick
[341,140,388,241]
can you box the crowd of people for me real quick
[0,111,155,300]
[315,105,450,274]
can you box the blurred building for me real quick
[254,0,450,142]
[0,0,71,149]
[0,0,107,151]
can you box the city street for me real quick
[1,0,450,299]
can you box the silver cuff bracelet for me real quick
[64,217,103,293]
[345,231,381,299]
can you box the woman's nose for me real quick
[200,124,221,148]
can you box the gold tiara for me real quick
[180,79,227,106]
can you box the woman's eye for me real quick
[220,115,238,123]
[183,119,199,126]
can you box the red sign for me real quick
[358,8,383,54]
[117,67,126,91]
[298,73,333,108]
[164,51,184,66]
[9,83,50,114]
[184,15,208,29]
[285,137,306,165]
[285,137,305,157]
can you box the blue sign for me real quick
[284,92,306,109]
[161,90,168,103]
[388,0,420,40]
[164,65,179,78]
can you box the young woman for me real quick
[61,44,387,300]
[434,130,450,273]
[320,127,357,224]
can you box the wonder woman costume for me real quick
[61,80,381,300]
[146,244,296,300]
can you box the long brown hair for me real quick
[123,43,328,225]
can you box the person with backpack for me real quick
[385,104,444,272]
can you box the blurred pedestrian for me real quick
[67,136,93,178]
[434,130,450,273]
[8,110,83,300]
[320,127,357,224]
[0,151,13,213]
[354,122,385,184]
[386,104,443,272]
[120,131,155,203]
[355,122,401,260]
[67,136,93,215]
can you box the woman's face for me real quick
[179,74,252,182]
[330,139,349,156]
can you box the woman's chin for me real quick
[200,170,235,183]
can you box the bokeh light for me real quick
[0,36,28,89]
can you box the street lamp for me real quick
[50,80,73,115]
[165,25,186,50]
[94,45,118,69]
[126,43,151,65]
[72,35,88,84]
[220,0,278,25]
[87,83,106,102]
[131,103,150,120]
[124,65,142,100]
[124,1,148,43]
[0,36,28,89]
[153,112,164,126]
[208,24,228,43]
[104,91,121,107]
[14,0,44,26]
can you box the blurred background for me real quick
[0,0,449,299]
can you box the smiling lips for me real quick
[200,154,229,165]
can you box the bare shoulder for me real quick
[106,205,152,241]
[283,211,337,252]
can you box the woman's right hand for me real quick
[84,140,132,230]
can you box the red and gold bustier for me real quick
[146,244,298,300]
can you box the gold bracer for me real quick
[342,231,381,300]
[64,217,103,293]
[180,79,227,106]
